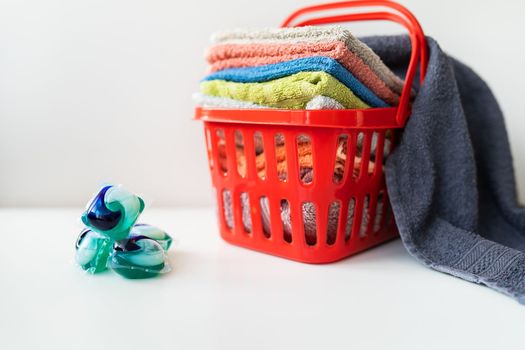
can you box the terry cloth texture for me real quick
[193,93,345,110]
[211,26,405,96]
[200,71,369,109]
[361,35,525,304]
[203,56,388,107]
[207,41,401,105]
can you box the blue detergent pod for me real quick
[75,229,111,273]
[109,236,168,279]
[81,185,145,241]
[131,224,173,251]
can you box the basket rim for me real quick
[194,107,405,129]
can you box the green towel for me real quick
[200,71,370,109]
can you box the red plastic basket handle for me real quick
[281,0,427,126]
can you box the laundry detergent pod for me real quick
[131,224,173,251]
[109,236,168,279]
[75,229,111,273]
[76,185,171,279]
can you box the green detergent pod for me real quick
[75,229,111,273]
[131,224,173,251]
[109,236,166,279]
[76,185,172,279]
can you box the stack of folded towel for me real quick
[196,26,405,243]
[196,26,405,109]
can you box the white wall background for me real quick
[1,0,524,207]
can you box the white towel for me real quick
[193,93,345,110]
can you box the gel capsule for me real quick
[109,236,166,279]
[75,229,111,273]
[131,224,173,251]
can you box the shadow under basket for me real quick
[194,0,428,263]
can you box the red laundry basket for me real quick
[195,0,428,263]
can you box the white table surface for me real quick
[0,208,524,350]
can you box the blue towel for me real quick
[202,56,389,108]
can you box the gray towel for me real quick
[362,35,525,304]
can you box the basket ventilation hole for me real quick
[333,135,348,184]
[368,132,379,175]
[205,128,214,170]
[302,202,317,246]
[297,135,313,185]
[275,133,287,181]
[254,132,266,180]
[216,129,228,176]
[327,202,340,245]
[353,132,365,181]
[281,199,292,243]
[359,195,370,237]
[240,192,251,234]
[345,198,356,242]
[384,129,394,163]
[373,191,385,233]
[235,130,246,178]
[259,196,271,238]
[222,189,233,229]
